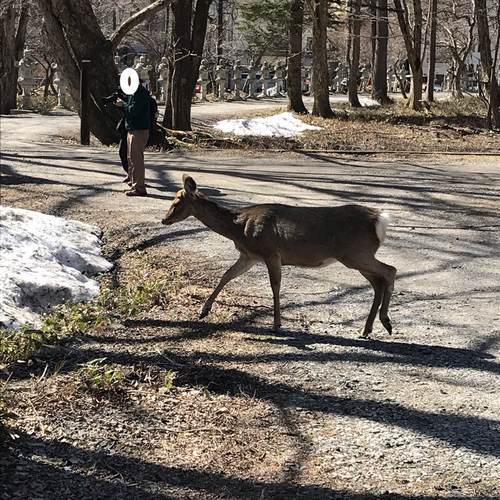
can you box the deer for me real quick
[161,175,397,338]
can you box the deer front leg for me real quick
[379,263,397,335]
[265,256,282,332]
[200,254,255,319]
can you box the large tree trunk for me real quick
[37,0,122,144]
[36,0,171,144]
[311,0,333,117]
[14,1,30,105]
[170,0,211,130]
[287,0,307,113]
[372,0,390,104]
[409,68,423,109]
[171,0,193,131]
[0,5,18,114]
[348,0,361,107]
[425,0,438,102]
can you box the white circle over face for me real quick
[120,68,139,95]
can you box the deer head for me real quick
[161,174,198,225]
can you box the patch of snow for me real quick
[214,112,321,138]
[0,206,113,329]
[358,96,381,107]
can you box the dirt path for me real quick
[1,113,500,499]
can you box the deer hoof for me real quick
[361,329,372,339]
[199,307,211,319]
[381,317,392,335]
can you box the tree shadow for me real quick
[4,431,488,499]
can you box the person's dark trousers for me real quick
[118,129,128,173]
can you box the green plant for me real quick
[0,280,172,365]
[163,370,176,391]
[77,358,126,392]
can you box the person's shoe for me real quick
[126,189,147,197]
[122,176,131,183]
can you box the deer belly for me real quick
[282,256,337,267]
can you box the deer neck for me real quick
[192,196,240,241]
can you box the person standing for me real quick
[116,79,151,197]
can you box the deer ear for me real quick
[182,174,197,194]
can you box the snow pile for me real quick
[0,206,113,329]
[358,96,381,107]
[214,112,321,138]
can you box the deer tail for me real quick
[375,211,391,244]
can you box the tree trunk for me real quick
[474,0,500,128]
[36,0,171,143]
[425,0,438,102]
[37,0,122,144]
[370,0,377,69]
[162,61,174,129]
[287,0,307,113]
[14,0,30,105]
[217,0,223,62]
[311,0,334,117]
[348,0,361,107]
[0,5,18,114]
[171,0,194,131]
[372,0,390,104]
[170,0,211,131]
[393,0,423,110]
[452,64,464,98]
[409,67,423,109]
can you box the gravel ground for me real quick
[1,112,499,499]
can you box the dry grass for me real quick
[202,96,500,153]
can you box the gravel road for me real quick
[1,111,499,498]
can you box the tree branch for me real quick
[109,0,171,50]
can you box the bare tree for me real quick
[393,0,424,110]
[309,0,334,117]
[441,0,476,98]
[288,0,308,113]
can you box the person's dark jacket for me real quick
[124,84,151,131]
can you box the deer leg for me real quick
[378,263,397,335]
[265,256,282,332]
[360,271,384,338]
[339,255,396,337]
[200,254,255,319]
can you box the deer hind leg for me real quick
[378,262,397,335]
[360,272,384,338]
[265,255,282,332]
[340,255,396,336]
[200,253,255,319]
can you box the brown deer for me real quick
[162,175,396,337]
